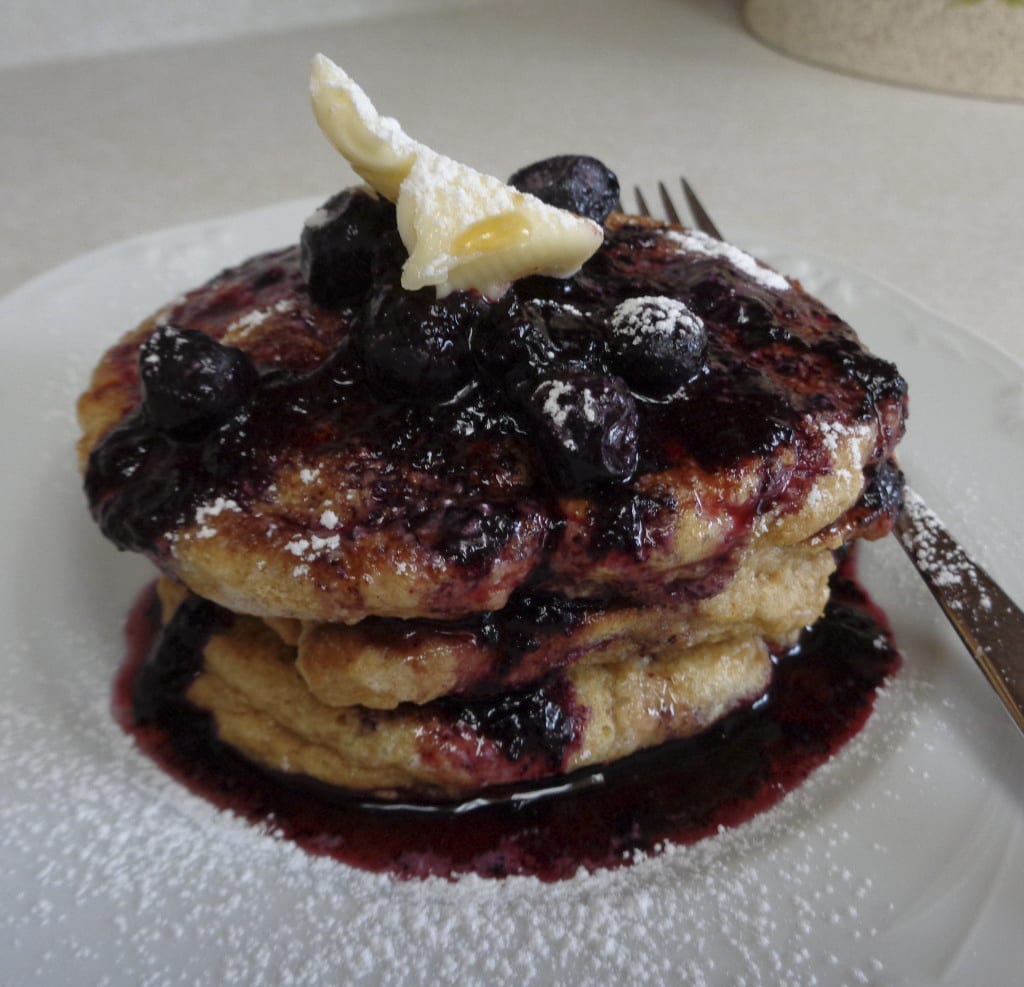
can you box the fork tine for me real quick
[635,178,724,238]
[657,181,683,226]
[633,185,652,218]
[681,178,724,240]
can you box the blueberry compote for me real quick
[84,165,907,565]
[115,551,900,881]
[94,157,908,879]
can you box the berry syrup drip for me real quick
[363,587,603,674]
[84,158,907,569]
[114,552,900,882]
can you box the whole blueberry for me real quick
[300,188,397,306]
[360,285,487,400]
[139,324,258,439]
[524,372,639,488]
[605,295,707,397]
[508,155,621,225]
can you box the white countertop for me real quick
[3,0,1022,362]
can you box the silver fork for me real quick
[635,178,1024,737]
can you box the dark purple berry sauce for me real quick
[114,551,900,881]
[97,157,907,880]
[84,161,907,568]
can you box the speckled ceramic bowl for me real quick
[744,0,1024,101]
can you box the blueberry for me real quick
[860,459,905,518]
[524,372,638,487]
[540,303,605,371]
[470,295,555,384]
[85,417,177,545]
[605,295,707,397]
[472,294,610,388]
[360,285,487,399]
[300,188,397,306]
[369,228,407,283]
[139,325,258,439]
[200,409,257,478]
[508,155,621,224]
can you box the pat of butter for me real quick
[309,54,603,299]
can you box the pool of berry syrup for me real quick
[112,551,900,882]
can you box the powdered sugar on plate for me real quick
[0,612,931,986]
[4,201,1024,987]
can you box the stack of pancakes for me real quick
[78,211,906,801]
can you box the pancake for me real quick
[80,153,906,802]
[156,579,772,800]
[78,214,906,626]
[286,541,834,710]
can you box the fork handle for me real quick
[894,487,1024,735]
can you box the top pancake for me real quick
[78,212,906,623]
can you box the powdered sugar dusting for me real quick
[542,380,579,450]
[814,419,871,468]
[10,154,1024,985]
[284,536,310,558]
[611,295,702,343]
[195,497,240,525]
[816,418,852,454]
[900,488,994,612]
[225,299,296,339]
[167,497,242,543]
[303,205,334,231]
[1,607,933,986]
[666,229,790,292]
[283,530,342,575]
[18,319,1024,985]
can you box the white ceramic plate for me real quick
[2,202,1022,987]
